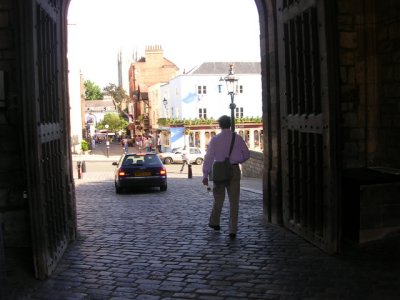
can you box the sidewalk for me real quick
[73,140,263,194]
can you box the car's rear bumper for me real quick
[116,176,167,188]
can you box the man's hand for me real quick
[202,177,208,186]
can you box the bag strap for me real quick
[228,133,236,158]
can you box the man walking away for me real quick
[202,115,250,239]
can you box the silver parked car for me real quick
[158,146,204,165]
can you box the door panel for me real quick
[277,0,338,253]
[25,0,69,278]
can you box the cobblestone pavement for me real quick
[8,162,400,299]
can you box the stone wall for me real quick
[242,150,263,178]
[337,0,369,168]
[337,0,400,169]
[338,0,400,243]
[0,0,30,250]
[375,1,400,167]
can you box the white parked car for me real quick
[158,147,204,165]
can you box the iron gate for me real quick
[277,0,338,253]
[24,0,70,278]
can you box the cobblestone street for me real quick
[7,159,400,299]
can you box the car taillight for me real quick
[118,170,126,176]
[159,168,166,175]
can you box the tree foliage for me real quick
[96,113,128,133]
[84,80,103,100]
[103,83,129,116]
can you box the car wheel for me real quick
[164,157,173,164]
[195,158,203,165]
[115,183,122,194]
[160,185,167,191]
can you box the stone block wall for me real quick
[337,0,400,168]
[337,0,368,168]
[374,1,400,167]
[0,0,30,250]
[242,150,263,178]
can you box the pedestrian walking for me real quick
[145,136,152,153]
[202,115,250,239]
[157,135,162,153]
[122,138,129,154]
[180,146,189,173]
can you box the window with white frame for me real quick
[235,107,243,118]
[238,84,244,94]
[197,85,207,94]
[199,108,207,119]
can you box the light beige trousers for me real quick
[209,165,241,234]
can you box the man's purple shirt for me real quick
[202,129,251,179]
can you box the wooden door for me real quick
[22,0,70,278]
[277,0,339,253]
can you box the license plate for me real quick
[134,171,151,177]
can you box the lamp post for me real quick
[105,124,109,158]
[220,64,239,132]
[163,97,168,118]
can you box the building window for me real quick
[238,85,244,94]
[197,85,207,94]
[235,107,243,118]
[218,84,223,93]
[199,108,207,119]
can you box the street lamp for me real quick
[220,64,239,132]
[163,97,168,118]
[105,124,109,158]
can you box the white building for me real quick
[67,23,84,154]
[84,96,118,138]
[153,62,263,151]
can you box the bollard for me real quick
[188,164,192,179]
[77,161,82,179]
[82,161,86,173]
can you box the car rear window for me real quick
[123,154,162,166]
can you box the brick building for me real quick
[128,45,179,136]
[0,0,399,287]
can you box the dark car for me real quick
[112,153,167,193]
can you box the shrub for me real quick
[81,140,89,152]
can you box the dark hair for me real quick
[218,115,231,129]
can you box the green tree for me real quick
[97,113,128,133]
[84,80,103,100]
[103,83,129,117]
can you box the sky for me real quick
[67,0,261,88]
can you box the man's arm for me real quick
[202,140,215,181]
[238,136,250,163]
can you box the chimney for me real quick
[145,45,164,66]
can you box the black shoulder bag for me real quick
[211,133,236,184]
